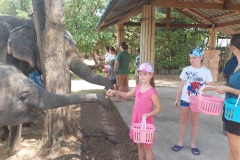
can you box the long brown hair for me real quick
[231,34,240,49]
[150,76,155,88]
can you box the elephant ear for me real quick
[8,25,37,68]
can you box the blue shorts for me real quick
[180,100,190,107]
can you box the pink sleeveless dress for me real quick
[129,84,158,146]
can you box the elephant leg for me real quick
[8,124,22,150]
[0,126,9,141]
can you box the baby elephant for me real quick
[0,63,111,127]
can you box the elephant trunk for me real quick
[67,53,113,90]
[36,89,112,110]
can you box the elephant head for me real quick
[0,63,111,127]
[0,15,113,90]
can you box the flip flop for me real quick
[172,145,183,152]
[191,148,200,155]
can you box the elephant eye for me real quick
[20,92,29,104]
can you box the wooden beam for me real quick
[219,26,235,35]
[212,11,239,20]
[123,21,213,28]
[152,0,240,11]
[118,0,150,24]
[99,19,121,31]
[216,20,240,28]
[156,23,212,28]
[174,8,204,24]
[223,0,232,10]
[186,9,213,23]
[166,8,171,27]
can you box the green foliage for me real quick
[64,0,117,57]
[125,15,141,54]
[0,0,31,19]
[155,28,208,69]
[156,8,196,24]
[0,0,210,71]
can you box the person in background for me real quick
[29,70,44,88]
[216,34,240,160]
[115,46,121,54]
[222,55,238,135]
[134,48,140,85]
[107,63,161,160]
[172,48,213,155]
[223,55,238,82]
[108,47,117,89]
[114,41,130,101]
[104,46,111,78]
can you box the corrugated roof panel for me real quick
[97,0,240,35]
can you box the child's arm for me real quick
[174,80,184,107]
[107,88,135,99]
[114,60,119,73]
[142,94,161,118]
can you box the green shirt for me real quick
[115,50,130,74]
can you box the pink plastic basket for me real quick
[132,118,155,144]
[190,96,201,112]
[190,86,224,116]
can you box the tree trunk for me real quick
[32,0,79,158]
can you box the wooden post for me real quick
[203,50,221,81]
[208,28,218,50]
[207,28,219,81]
[140,5,156,67]
[166,8,171,28]
[116,24,124,45]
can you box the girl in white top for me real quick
[172,48,213,155]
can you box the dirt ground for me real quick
[0,74,225,160]
[0,103,138,160]
[80,103,138,160]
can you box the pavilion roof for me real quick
[96,0,240,35]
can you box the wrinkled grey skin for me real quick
[0,15,112,90]
[0,63,111,127]
[0,15,112,149]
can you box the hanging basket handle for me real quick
[235,95,240,107]
[141,117,147,130]
[199,85,225,99]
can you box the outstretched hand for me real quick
[215,85,229,94]
[106,89,115,97]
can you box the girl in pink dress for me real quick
[107,62,161,160]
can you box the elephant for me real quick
[0,15,113,147]
[0,63,111,127]
[0,15,112,90]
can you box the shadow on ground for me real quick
[79,103,138,160]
